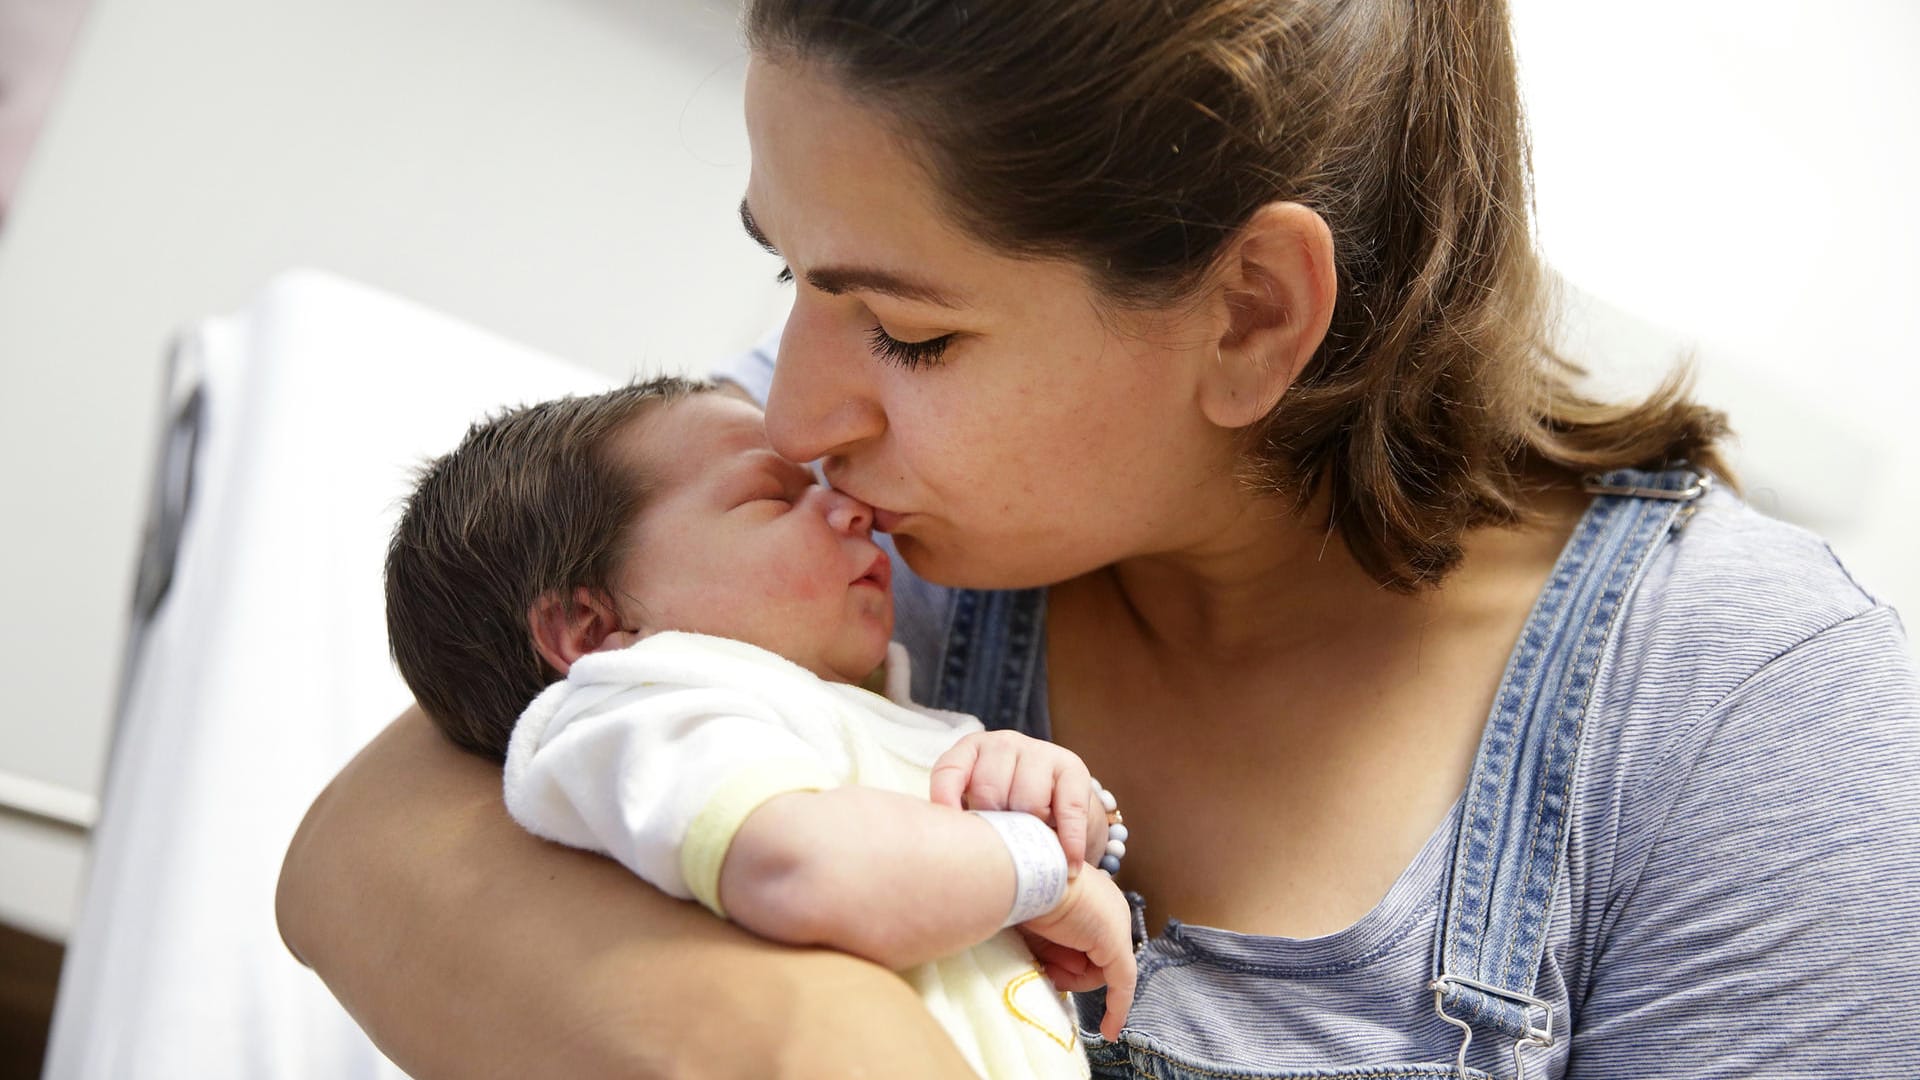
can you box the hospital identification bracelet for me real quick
[971,810,1069,927]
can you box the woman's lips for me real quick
[872,508,908,534]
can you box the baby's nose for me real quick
[823,489,874,537]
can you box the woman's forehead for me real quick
[741,57,990,281]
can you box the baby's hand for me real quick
[930,731,1099,872]
[1017,867,1136,1042]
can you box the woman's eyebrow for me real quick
[739,198,969,310]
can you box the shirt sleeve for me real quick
[502,675,847,919]
[1569,606,1920,1076]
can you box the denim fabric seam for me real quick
[1493,496,1670,993]
[1437,492,1606,1016]
[1586,602,1908,959]
[1134,949,1198,989]
[1113,1036,1501,1080]
[1439,488,1690,1037]
[1489,513,1604,983]
[937,588,975,714]
[1451,507,1591,946]
[995,589,1044,731]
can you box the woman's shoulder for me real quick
[1561,488,1920,1045]
[1568,482,1918,922]
[1582,484,1915,773]
[1599,484,1905,721]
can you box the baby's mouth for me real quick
[854,549,892,592]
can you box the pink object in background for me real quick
[0,0,93,228]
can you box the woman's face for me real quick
[742,56,1237,589]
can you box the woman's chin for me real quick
[892,531,1084,591]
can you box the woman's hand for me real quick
[929,730,1103,870]
[1017,868,1137,1042]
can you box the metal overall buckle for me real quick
[1427,974,1555,1080]
[1581,471,1714,529]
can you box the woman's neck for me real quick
[1091,475,1587,666]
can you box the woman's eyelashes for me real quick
[866,324,954,370]
[769,259,952,368]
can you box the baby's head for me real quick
[386,377,894,761]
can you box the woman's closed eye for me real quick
[765,253,953,369]
[866,324,954,370]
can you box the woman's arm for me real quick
[276,706,978,1079]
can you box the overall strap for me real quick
[1431,467,1712,1078]
[934,586,1049,736]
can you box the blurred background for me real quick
[0,0,1913,1074]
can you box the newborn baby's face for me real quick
[605,392,894,683]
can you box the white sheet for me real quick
[44,269,613,1079]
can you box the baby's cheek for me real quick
[754,562,828,604]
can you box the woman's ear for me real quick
[529,587,632,675]
[1197,201,1337,430]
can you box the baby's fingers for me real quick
[960,737,1020,812]
[1024,935,1100,990]
[1098,946,1137,1041]
[928,736,981,809]
[1051,761,1094,872]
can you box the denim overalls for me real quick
[927,468,1712,1080]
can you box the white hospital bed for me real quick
[43,270,614,1079]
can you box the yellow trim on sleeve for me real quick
[682,759,839,919]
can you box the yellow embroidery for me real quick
[1002,969,1074,1052]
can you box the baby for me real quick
[383,375,1135,1079]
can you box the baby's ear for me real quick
[529,587,630,675]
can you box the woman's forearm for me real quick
[720,788,1019,970]
[276,707,977,1079]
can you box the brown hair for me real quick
[385,376,710,760]
[746,0,1731,590]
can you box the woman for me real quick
[278,1,1920,1076]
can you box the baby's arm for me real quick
[719,786,1024,968]
[506,654,1134,1033]
[721,786,1136,1040]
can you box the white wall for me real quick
[0,0,783,939]
[1512,0,1920,609]
[0,0,1914,940]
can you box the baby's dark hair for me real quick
[385,375,712,761]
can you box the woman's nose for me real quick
[762,303,887,464]
[821,488,875,537]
